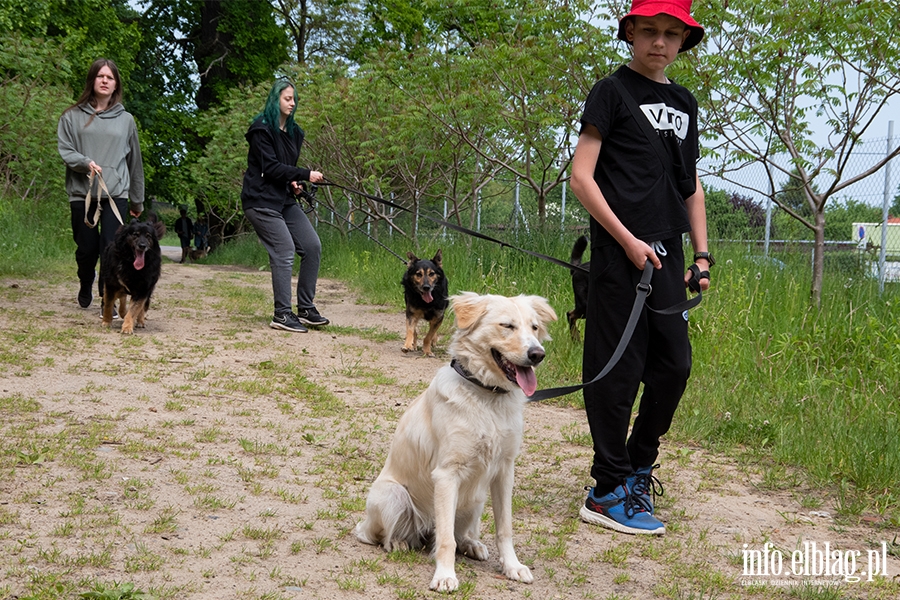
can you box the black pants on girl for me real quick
[582,236,692,496]
[70,197,129,297]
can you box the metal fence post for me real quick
[879,120,894,295]
[764,178,774,259]
[561,178,567,231]
[476,189,481,232]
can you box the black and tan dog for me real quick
[189,246,209,261]
[567,235,590,340]
[100,220,165,334]
[401,250,449,357]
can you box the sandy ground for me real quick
[0,254,897,600]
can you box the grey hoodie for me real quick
[57,102,145,214]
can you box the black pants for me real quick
[582,237,692,495]
[69,198,128,296]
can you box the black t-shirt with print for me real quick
[579,65,699,248]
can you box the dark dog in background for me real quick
[401,250,449,357]
[567,235,590,340]
[189,246,209,261]
[100,220,165,334]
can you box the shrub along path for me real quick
[0,262,897,599]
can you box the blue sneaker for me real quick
[626,464,664,514]
[579,484,665,535]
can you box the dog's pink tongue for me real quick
[516,366,537,397]
[422,291,433,303]
[133,250,145,271]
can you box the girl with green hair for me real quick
[241,79,329,332]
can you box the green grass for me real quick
[0,200,73,278]
[2,193,899,520]
[314,229,900,520]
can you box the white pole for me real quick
[514,180,520,232]
[879,120,894,294]
[561,179,567,230]
[477,189,481,232]
[764,184,773,259]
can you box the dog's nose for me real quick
[527,346,545,366]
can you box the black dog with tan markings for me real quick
[401,250,449,357]
[100,220,165,334]
[567,235,590,340]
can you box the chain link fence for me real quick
[311,128,898,290]
[696,127,899,289]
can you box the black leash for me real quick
[527,260,701,402]
[320,178,589,273]
[303,194,409,265]
[317,178,703,402]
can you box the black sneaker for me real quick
[270,312,308,333]
[78,280,93,309]
[297,306,329,327]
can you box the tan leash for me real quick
[84,170,125,228]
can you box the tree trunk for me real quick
[538,191,546,228]
[194,1,231,111]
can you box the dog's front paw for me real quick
[401,345,413,353]
[502,561,533,584]
[458,539,488,560]
[429,570,458,592]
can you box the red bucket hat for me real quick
[617,0,705,53]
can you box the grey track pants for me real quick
[244,203,321,315]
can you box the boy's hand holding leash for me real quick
[623,237,662,271]
[686,252,713,294]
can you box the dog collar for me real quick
[450,359,509,394]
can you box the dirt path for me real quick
[0,262,897,599]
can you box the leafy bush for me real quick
[705,187,766,239]
[0,33,73,204]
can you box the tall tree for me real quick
[689,0,900,305]
[273,0,364,67]
[378,0,619,227]
[0,0,142,91]
[192,0,291,110]
[129,0,202,204]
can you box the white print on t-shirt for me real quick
[640,103,689,142]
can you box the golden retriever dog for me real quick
[355,292,557,592]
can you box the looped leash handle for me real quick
[687,263,709,294]
[84,170,124,228]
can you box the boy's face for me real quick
[626,14,691,71]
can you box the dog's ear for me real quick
[406,251,419,266]
[432,249,442,267]
[153,221,167,240]
[525,295,558,327]
[450,292,486,330]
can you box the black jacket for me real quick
[241,118,311,211]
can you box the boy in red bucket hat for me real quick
[569,0,711,535]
